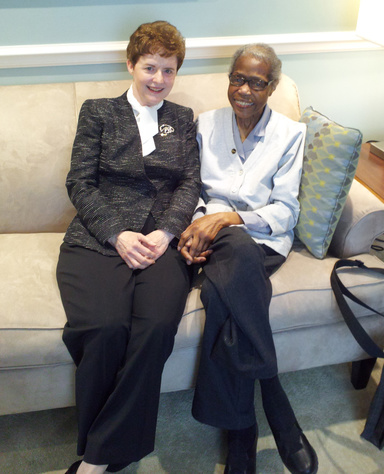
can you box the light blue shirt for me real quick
[232,105,271,162]
[194,105,306,257]
[231,107,272,232]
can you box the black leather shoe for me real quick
[224,424,258,474]
[65,460,82,474]
[224,442,256,474]
[274,423,318,474]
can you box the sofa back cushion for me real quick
[74,72,301,121]
[0,83,78,233]
[0,73,300,233]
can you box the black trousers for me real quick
[192,227,285,430]
[56,240,192,471]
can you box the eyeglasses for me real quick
[229,74,272,91]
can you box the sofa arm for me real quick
[329,179,384,258]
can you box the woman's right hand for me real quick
[109,231,157,269]
[177,212,243,264]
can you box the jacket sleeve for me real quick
[65,100,129,244]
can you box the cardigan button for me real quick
[231,148,236,154]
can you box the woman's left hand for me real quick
[145,230,175,260]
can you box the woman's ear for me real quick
[126,60,134,76]
[268,80,279,97]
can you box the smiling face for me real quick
[228,54,276,130]
[127,53,178,107]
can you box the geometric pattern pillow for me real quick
[295,107,362,259]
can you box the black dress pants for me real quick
[192,227,285,430]
[57,241,192,471]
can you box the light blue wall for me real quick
[283,50,384,142]
[1,0,384,140]
[0,0,360,45]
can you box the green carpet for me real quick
[1,361,383,473]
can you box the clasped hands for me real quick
[110,229,174,270]
[177,212,243,265]
[110,212,242,269]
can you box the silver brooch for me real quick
[159,124,175,137]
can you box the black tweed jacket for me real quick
[63,92,201,256]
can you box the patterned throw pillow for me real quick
[295,107,362,259]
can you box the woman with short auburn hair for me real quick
[57,20,200,474]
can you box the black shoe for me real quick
[65,460,82,474]
[224,424,258,474]
[224,443,256,474]
[274,423,318,474]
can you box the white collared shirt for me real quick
[127,87,163,156]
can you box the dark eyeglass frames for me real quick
[229,74,272,91]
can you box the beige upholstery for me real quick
[1,73,384,415]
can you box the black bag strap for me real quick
[330,259,384,359]
[331,259,384,449]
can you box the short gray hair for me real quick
[229,43,282,85]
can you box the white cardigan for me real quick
[196,106,306,257]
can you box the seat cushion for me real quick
[0,233,71,369]
[269,242,384,332]
[2,234,384,372]
[0,233,205,370]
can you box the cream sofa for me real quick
[1,73,384,416]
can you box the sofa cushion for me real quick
[2,235,384,371]
[0,84,77,234]
[73,73,301,122]
[295,107,362,259]
[186,246,384,335]
[269,244,384,332]
[0,233,205,370]
[0,233,71,368]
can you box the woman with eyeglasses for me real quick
[57,21,200,474]
[178,44,318,474]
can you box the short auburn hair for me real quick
[126,21,186,71]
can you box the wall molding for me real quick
[0,31,382,69]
